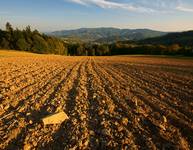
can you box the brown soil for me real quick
[0,55,193,150]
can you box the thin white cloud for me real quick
[68,0,193,13]
[70,0,88,6]
[176,5,193,12]
[69,0,155,13]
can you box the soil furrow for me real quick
[91,58,159,149]
[96,60,193,149]
[1,55,192,150]
[39,58,90,149]
[107,63,193,122]
[1,61,80,149]
[93,58,192,149]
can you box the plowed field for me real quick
[0,54,193,150]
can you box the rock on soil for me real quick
[42,111,69,125]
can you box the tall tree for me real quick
[6,22,13,33]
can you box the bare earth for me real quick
[0,54,193,150]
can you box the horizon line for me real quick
[1,23,193,33]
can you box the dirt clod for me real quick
[23,143,31,150]
[122,117,129,126]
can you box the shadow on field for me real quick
[5,108,49,150]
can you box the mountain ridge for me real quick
[48,27,167,43]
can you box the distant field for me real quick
[0,50,38,57]
[0,50,193,149]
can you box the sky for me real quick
[0,0,193,32]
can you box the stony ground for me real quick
[0,55,193,150]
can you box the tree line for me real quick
[109,43,193,56]
[0,22,193,56]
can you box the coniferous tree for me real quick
[6,22,13,33]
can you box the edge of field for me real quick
[0,50,40,57]
[1,49,193,60]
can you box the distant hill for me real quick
[140,31,193,46]
[49,28,167,43]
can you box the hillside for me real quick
[140,31,193,46]
[49,28,167,43]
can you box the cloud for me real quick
[70,0,88,6]
[68,0,155,13]
[176,5,193,12]
[68,0,193,13]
